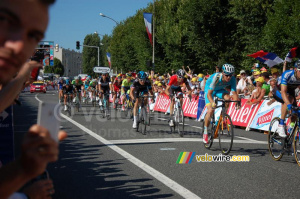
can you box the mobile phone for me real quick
[37,102,60,142]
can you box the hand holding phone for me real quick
[37,102,60,142]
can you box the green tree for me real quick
[82,34,101,75]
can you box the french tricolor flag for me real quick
[143,12,153,46]
[285,47,300,62]
[248,50,283,67]
[106,52,111,68]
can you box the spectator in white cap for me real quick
[236,70,249,95]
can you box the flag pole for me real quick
[152,0,155,71]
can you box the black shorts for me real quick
[272,86,297,106]
[169,86,182,95]
[133,89,148,99]
[101,86,110,94]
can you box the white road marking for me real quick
[109,138,267,145]
[160,148,176,151]
[35,94,42,103]
[35,95,201,199]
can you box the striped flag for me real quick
[176,152,196,164]
[285,47,300,62]
[143,12,153,46]
[248,50,283,67]
[106,52,111,68]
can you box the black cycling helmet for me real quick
[176,69,185,77]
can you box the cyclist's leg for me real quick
[132,89,139,128]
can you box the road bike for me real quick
[64,93,73,116]
[268,105,300,166]
[169,93,189,137]
[136,95,154,135]
[99,93,110,120]
[201,98,240,155]
[74,88,81,112]
[122,93,134,119]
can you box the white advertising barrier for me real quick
[248,100,282,131]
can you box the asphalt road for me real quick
[13,91,300,199]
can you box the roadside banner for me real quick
[227,99,262,128]
[248,100,282,131]
[153,93,170,112]
[182,95,199,118]
[196,91,205,120]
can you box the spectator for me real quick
[271,67,280,80]
[236,70,248,95]
[262,72,271,85]
[0,0,67,198]
[246,77,265,105]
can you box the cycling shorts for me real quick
[204,89,229,106]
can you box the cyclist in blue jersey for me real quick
[203,64,240,144]
[271,60,300,137]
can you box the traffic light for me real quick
[76,41,80,50]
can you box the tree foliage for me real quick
[82,34,101,75]
[43,58,64,76]
[83,0,300,75]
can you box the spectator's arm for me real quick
[252,89,266,104]
[0,61,41,112]
[283,60,287,73]
[0,125,67,199]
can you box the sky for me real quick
[44,0,153,51]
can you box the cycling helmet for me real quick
[126,73,132,77]
[74,76,79,80]
[137,71,146,80]
[78,76,81,80]
[65,79,70,85]
[176,69,185,77]
[222,64,235,75]
[294,59,300,69]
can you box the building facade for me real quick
[54,47,82,77]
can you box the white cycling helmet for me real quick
[222,64,235,75]
[176,69,185,77]
[74,76,79,80]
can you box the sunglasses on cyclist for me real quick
[139,79,146,82]
[224,74,233,77]
[178,76,183,79]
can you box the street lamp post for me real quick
[99,13,119,25]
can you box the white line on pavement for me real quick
[35,95,201,199]
[35,94,42,103]
[108,138,267,145]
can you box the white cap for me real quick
[240,70,246,74]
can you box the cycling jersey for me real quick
[278,70,300,89]
[122,79,132,94]
[84,80,90,90]
[58,81,64,90]
[89,81,97,89]
[98,77,111,93]
[272,70,300,106]
[113,81,122,92]
[131,79,152,98]
[204,73,236,105]
[71,80,83,91]
[63,85,73,94]
[168,75,188,89]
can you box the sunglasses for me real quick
[139,79,146,82]
[225,74,233,77]
[178,76,183,79]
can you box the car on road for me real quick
[30,81,46,93]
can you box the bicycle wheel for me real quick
[147,103,151,126]
[293,126,300,166]
[268,117,284,161]
[177,107,184,137]
[203,113,215,149]
[140,107,147,135]
[136,111,140,132]
[218,113,234,155]
[106,101,110,120]
[170,109,176,134]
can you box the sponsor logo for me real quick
[256,109,274,126]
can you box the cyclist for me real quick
[88,79,98,102]
[121,73,133,111]
[98,73,112,109]
[63,81,74,111]
[58,78,65,103]
[112,75,122,109]
[203,64,240,144]
[83,76,91,103]
[271,60,300,137]
[165,69,192,127]
[71,76,83,103]
[130,71,153,129]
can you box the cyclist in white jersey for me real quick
[271,60,300,137]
